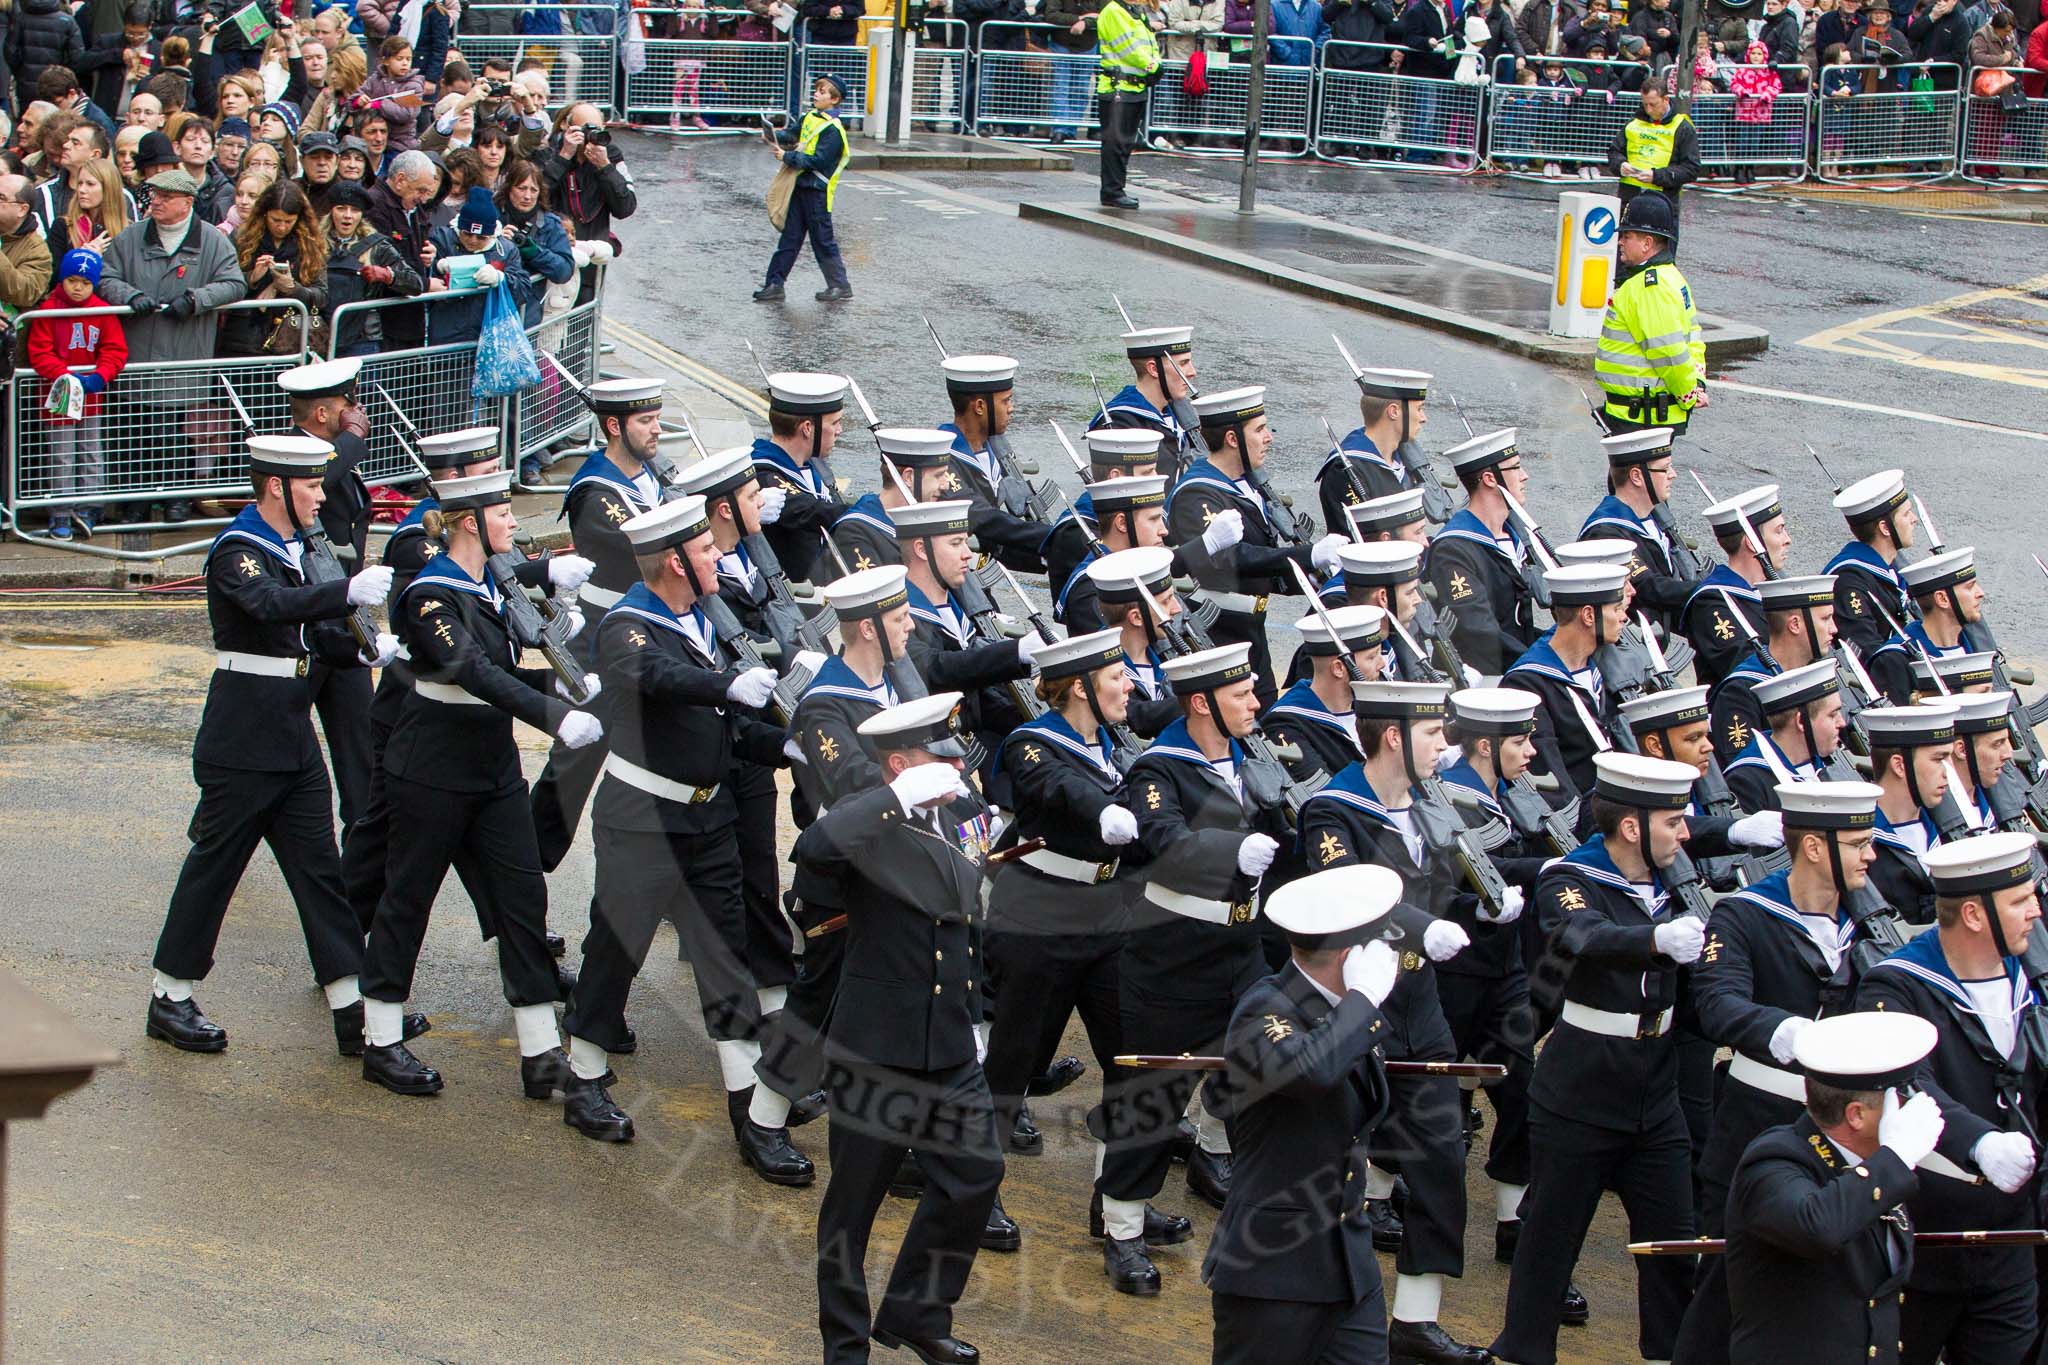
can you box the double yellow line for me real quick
[606,322,770,419]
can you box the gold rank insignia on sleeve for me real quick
[1317,830,1347,865]
[1629,555,1647,578]
[941,470,961,493]
[1712,613,1734,641]
[419,599,442,617]
[854,550,876,571]
[1449,572,1472,601]
[816,732,840,763]
[1145,784,1162,810]
[1201,505,1218,526]
[1343,487,1360,505]
[237,553,261,578]
[1848,591,1863,615]
[1703,934,1722,964]
[627,629,648,648]
[433,622,455,648]
[603,499,628,525]
[1558,885,1587,912]
[1262,1014,1294,1043]
[422,542,440,557]
[1726,718,1750,751]
[1022,744,1042,764]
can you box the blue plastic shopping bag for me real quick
[472,280,542,398]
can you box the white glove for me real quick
[585,239,616,263]
[1653,917,1707,965]
[556,671,600,702]
[559,605,586,641]
[1729,810,1785,849]
[1973,1130,2038,1194]
[974,1027,988,1065]
[1483,886,1525,925]
[1309,533,1347,576]
[1341,939,1400,1006]
[1017,632,1052,668]
[1199,508,1244,554]
[359,630,400,667]
[1236,833,1279,877]
[1767,1015,1809,1066]
[1462,664,1484,687]
[556,710,603,749]
[756,486,788,525]
[724,666,779,709]
[474,262,504,287]
[890,760,972,813]
[547,554,595,593]
[1098,804,1139,846]
[1879,1089,1945,1170]
[347,564,394,607]
[1424,919,1470,962]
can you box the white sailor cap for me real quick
[1353,367,1431,403]
[416,424,499,470]
[1621,684,1711,735]
[1910,650,1998,691]
[430,467,516,513]
[858,691,970,759]
[1553,538,1638,569]
[1703,483,1784,534]
[1449,686,1540,737]
[676,445,759,498]
[247,433,333,478]
[1347,488,1428,535]
[1350,680,1451,720]
[1777,779,1882,830]
[1163,642,1255,696]
[1944,690,2013,735]
[1902,546,1977,597]
[1924,830,2038,895]
[1087,545,1176,604]
[585,375,666,416]
[1190,386,1266,426]
[1297,604,1388,656]
[1601,427,1675,466]
[1545,562,1630,607]
[1758,574,1836,612]
[1120,325,1194,358]
[1086,475,1169,516]
[1034,627,1125,681]
[875,427,958,469]
[765,371,848,416]
[1793,1010,1937,1091]
[1264,864,1402,945]
[1085,427,1164,468]
[277,354,361,399]
[620,493,710,550]
[823,565,910,619]
[1862,701,1959,749]
[1753,659,1840,714]
[1445,427,1518,475]
[891,499,974,538]
[1592,751,1699,809]
[939,354,1018,394]
[1337,540,1424,586]
[1833,468,1910,526]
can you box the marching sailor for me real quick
[1316,367,1432,536]
[1826,468,1923,661]
[1043,427,1167,616]
[1086,545,1186,740]
[935,354,1052,571]
[752,370,852,584]
[1424,428,1540,677]
[1579,426,1700,635]
[1681,482,1788,689]
[1503,563,1631,801]
[1709,573,1838,766]
[1862,703,1962,926]
[1868,548,1982,705]
[1057,474,1172,633]
[1722,660,1847,812]
[832,427,957,573]
[1091,324,1199,478]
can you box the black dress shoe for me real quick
[1102,1234,1161,1296]
[1028,1055,1086,1095]
[564,1075,634,1141]
[752,282,785,302]
[1089,1192,1194,1246]
[545,930,566,958]
[870,1327,978,1364]
[609,1026,637,1055]
[1465,1101,1485,1135]
[1185,1147,1232,1210]
[1168,1115,1196,1164]
[1388,1318,1492,1364]
[980,1195,1021,1252]
[554,964,577,1000]
[1009,1104,1043,1155]
[1367,1198,1405,1252]
[332,1003,431,1057]
[789,1089,828,1127]
[146,994,227,1052]
[1100,194,1140,209]
[362,1041,443,1095]
[521,1047,573,1100]
[1560,1282,1589,1326]
[889,1149,927,1199]
[815,283,854,302]
[738,1117,816,1186]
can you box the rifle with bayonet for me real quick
[1047,418,1223,637]
[746,337,844,510]
[922,316,1059,525]
[1334,333,1454,524]
[485,532,595,705]
[1591,389,1710,583]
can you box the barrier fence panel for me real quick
[518,296,605,464]
[1686,65,1812,180]
[1146,55,1314,152]
[1483,58,1645,170]
[970,23,1102,141]
[1960,92,2048,182]
[1316,43,1483,167]
[458,8,621,115]
[1812,64,1961,181]
[801,43,873,127]
[911,20,970,130]
[623,13,793,128]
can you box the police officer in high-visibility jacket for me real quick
[1096,0,1162,209]
[1593,194,1708,436]
[755,74,853,304]
[1605,82,1700,218]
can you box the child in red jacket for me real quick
[27,249,129,540]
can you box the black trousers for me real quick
[1100,983,1232,1206]
[1375,968,1467,1278]
[1492,1102,1695,1365]
[1901,1275,2039,1365]
[309,662,374,839]
[816,1057,1004,1365]
[361,775,559,1007]
[1437,969,1536,1189]
[154,759,363,986]
[341,704,397,934]
[1098,90,1145,198]
[765,184,849,290]
[729,764,795,988]
[1672,1069,1802,1365]
[982,925,1124,1143]
[564,822,757,1052]
[757,898,844,1101]
[528,723,610,872]
[1213,1279,1389,1365]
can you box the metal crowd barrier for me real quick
[970,22,1102,142]
[1147,53,1315,154]
[1812,62,1962,182]
[911,19,970,131]
[622,12,794,129]
[457,5,622,113]
[801,42,875,128]
[516,293,606,464]
[1960,90,2048,184]
[1483,57,1646,171]
[1316,41,1483,168]
[1686,65,1812,181]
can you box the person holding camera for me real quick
[540,101,634,306]
[1095,0,1162,209]
[752,73,851,303]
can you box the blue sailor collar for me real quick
[1167,457,1250,511]
[566,448,658,515]
[802,652,898,707]
[610,582,717,657]
[209,503,299,563]
[1433,506,1524,562]
[938,422,1000,481]
[1872,802,1941,852]
[394,497,434,534]
[1317,427,1399,481]
[1315,568,1348,605]
[1015,707,1117,775]
[906,577,970,642]
[1145,716,1245,771]
[1904,620,1963,658]
[1724,650,1774,686]
[1683,564,1762,616]
[1559,833,1672,911]
[838,492,898,538]
[1268,678,1353,734]
[1506,629,1602,697]
[1096,384,1183,435]
[1056,540,1113,615]
[402,548,503,607]
[1440,756,1505,816]
[1302,762,1405,828]
[1124,647,1167,695]
[1824,539,1904,591]
[1724,868,1856,949]
[1725,731,1811,781]
[1869,926,2035,1019]
[1580,494,1653,540]
[751,436,829,497]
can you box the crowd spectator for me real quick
[366,146,435,348]
[1815,0,1867,60]
[257,100,300,144]
[1517,0,1584,58]
[304,45,367,136]
[1163,0,1226,59]
[10,0,85,106]
[541,103,634,305]
[220,177,323,356]
[1910,0,1973,78]
[242,136,293,184]
[360,36,427,152]
[1728,40,1784,181]
[1564,0,1618,56]
[336,135,370,185]
[165,111,229,221]
[1628,0,1681,63]
[424,184,529,343]
[1758,0,1803,72]
[294,33,330,118]
[2024,14,2048,97]
[496,156,573,325]
[322,177,420,356]
[26,248,126,539]
[357,109,392,177]
[39,65,116,141]
[299,128,340,213]
[219,166,268,232]
[112,124,143,186]
[1042,0,1100,143]
[1852,0,1916,87]
[1264,0,1330,64]
[1397,0,1461,78]
[42,156,126,260]
[0,172,56,318]
[1971,6,2022,68]
[213,116,248,176]
[1476,0,1528,76]
[1322,0,1399,70]
[125,88,162,128]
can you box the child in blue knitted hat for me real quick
[25,249,129,540]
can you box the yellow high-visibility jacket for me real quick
[1595,257,1705,426]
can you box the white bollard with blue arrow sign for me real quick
[1548,191,1621,339]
